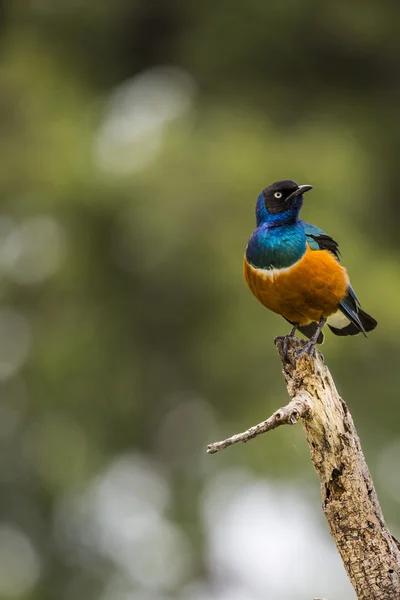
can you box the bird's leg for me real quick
[282,323,298,357]
[295,317,326,359]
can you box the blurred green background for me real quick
[1,1,400,599]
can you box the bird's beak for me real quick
[286,184,313,202]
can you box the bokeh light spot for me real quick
[0,523,41,597]
[0,309,31,381]
[0,215,67,284]
[95,66,196,174]
[55,454,193,590]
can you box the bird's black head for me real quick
[262,180,313,214]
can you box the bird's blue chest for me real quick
[246,223,306,270]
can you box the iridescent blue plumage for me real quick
[246,192,307,269]
[246,220,306,270]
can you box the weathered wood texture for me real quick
[276,337,400,600]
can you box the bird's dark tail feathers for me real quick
[328,308,377,337]
[327,287,378,337]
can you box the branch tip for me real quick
[207,395,309,454]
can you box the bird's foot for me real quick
[274,334,298,361]
[282,333,295,358]
[294,317,326,361]
[295,339,317,359]
[294,341,324,362]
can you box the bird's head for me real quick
[256,180,313,226]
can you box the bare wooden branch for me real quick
[207,394,310,453]
[276,338,400,599]
[207,336,400,599]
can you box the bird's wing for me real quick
[301,221,341,261]
[301,220,360,303]
[301,220,367,333]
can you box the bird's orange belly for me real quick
[243,246,349,325]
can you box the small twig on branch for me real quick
[207,394,310,454]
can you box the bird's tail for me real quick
[328,304,377,337]
[328,308,377,336]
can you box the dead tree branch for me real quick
[207,337,400,600]
[207,393,310,453]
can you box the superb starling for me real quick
[243,180,377,356]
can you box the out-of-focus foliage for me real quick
[0,1,399,599]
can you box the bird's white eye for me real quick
[274,191,283,199]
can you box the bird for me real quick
[243,179,377,357]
